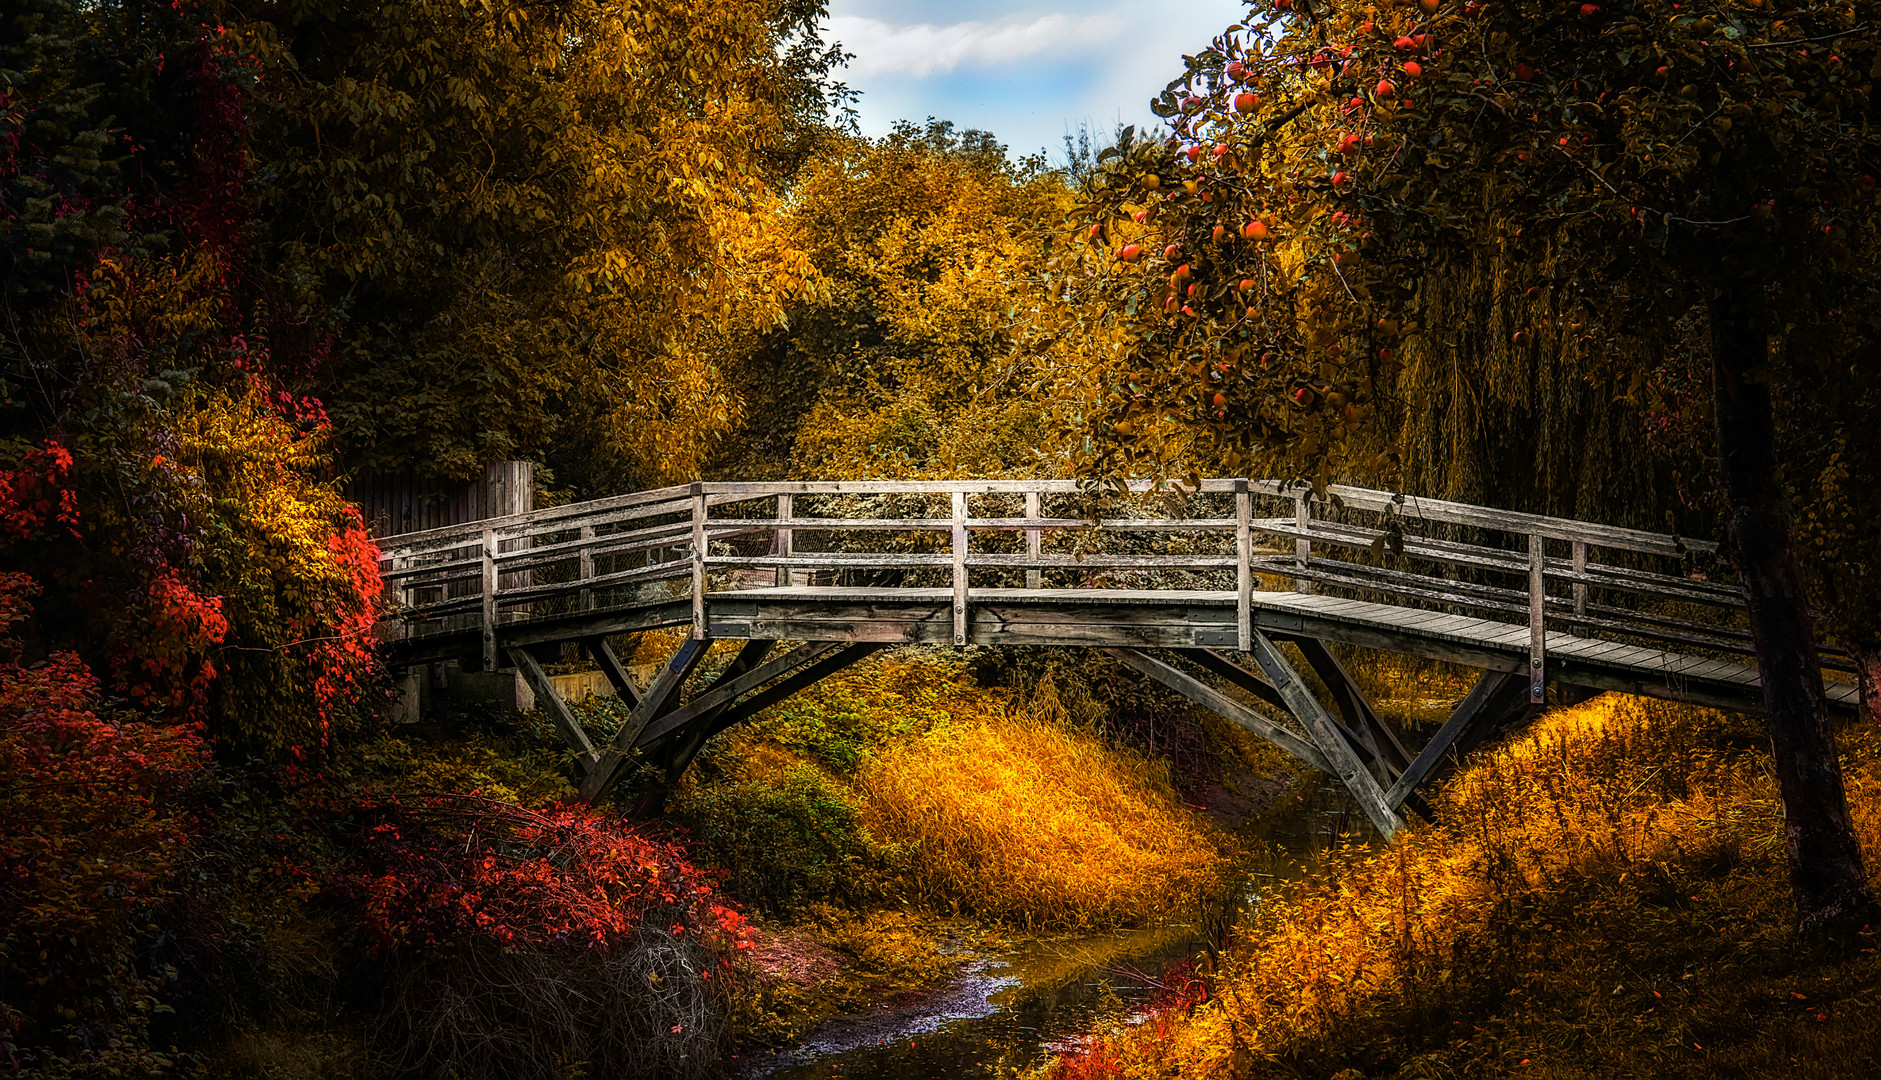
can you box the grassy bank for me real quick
[1044,695,1881,1079]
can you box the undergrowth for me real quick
[1041,695,1881,1079]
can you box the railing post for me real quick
[481,527,498,671]
[1293,489,1313,594]
[691,482,707,639]
[952,490,968,646]
[1024,490,1042,590]
[1570,539,1588,636]
[1236,479,1252,652]
[1528,532,1546,703]
[775,493,793,588]
[578,524,595,611]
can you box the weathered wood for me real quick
[1102,647,1334,773]
[775,493,793,587]
[1382,669,1527,809]
[583,635,640,710]
[702,643,891,739]
[634,642,836,747]
[1025,491,1043,590]
[578,637,710,802]
[691,483,707,639]
[1294,638,1412,773]
[481,528,498,671]
[1247,630,1404,837]
[1236,479,1252,651]
[1293,491,1312,595]
[952,491,968,647]
[1178,648,1289,712]
[1529,533,1547,704]
[508,647,600,772]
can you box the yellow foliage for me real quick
[862,709,1227,929]
[1047,696,1881,1079]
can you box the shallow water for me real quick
[736,777,1371,1079]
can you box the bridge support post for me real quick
[952,491,968,645]
[1528,533,1547,703]
[1235,479,1252,652]
[508,647,600,774]
[1246,631,1405,838]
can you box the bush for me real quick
[862,710,1227,928]
[674,758,905,912]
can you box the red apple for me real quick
[1212,392,1228,407]
[1394,35,1416,49]
[1402,61,1423,77]
[1226,60,1247,81]
[1235,92,1259,113]
[1117,243,1143,261]
[1164,244,1182,260]
[1376,79,1396,97]
[1244,219,1271,241]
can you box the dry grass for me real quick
[862,709,1231,929]
[1044,695,1881,1079]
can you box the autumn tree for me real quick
[1064,0,1881,934]
[238,0,845,493]
[726,120,1078,479]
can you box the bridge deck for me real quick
[705,585,1856,717]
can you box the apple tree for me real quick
[1063,0,1881,934]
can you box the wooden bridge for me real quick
[374,479,1859,837]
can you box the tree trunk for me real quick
[1859,645,1881,729]
[1710,286,1877,937]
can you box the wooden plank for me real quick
[633,642,836,746]
[775,493,793,587]
[1025,491,1043,589]
[691,483,707,639]
[1235,480,1253,650]
[1179,648,1289,712]
[583,636,641,710]
[579,524,595,611]
[1293,491,1312,594]
[509,648,600,772]
[1102,648,1334,772]
[1246,630,1405,838]
[952,491,968,646]
[703,643,891,737]
[1382,670,1524,809]
[1571,539,1588,635]
[481,528,498,671]
[1529,534,1547,703]
[578,638,710,802]
[1295,638,1412,773]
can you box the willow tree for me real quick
[1062,0,1881,934]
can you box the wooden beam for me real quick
[698,642,890,742]
[582,635,641,710]
[1102,648,1334,773]
[1235,479,1252,651]
[952,490,969,646]
[579,637,710,803]
[690,482,707,639]
[1024,491,1043,590]
[1382,669,1527,810]
[1528,533,1546,704]
[508,647,600,773]
[1246,630,1404,838]
[1179,649,1290,713]
[633,642,839,747]
[481,527,498,671]
[1292,638,1412,773]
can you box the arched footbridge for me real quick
[374,480,1860,837]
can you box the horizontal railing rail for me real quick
[372,478,1825,697]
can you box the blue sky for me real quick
[825,0,1251,162]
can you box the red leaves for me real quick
[0,442,79,541]
[337,795,751,958]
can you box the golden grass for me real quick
[862,709,1230,929]
[1047,695,1881,1079]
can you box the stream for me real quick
[735,779,1370,1080]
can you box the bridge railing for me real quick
[375,478,1838,701]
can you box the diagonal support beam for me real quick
[1291,638,1413,773]
[1103,648,1333,774]
[697,642,890,743]
[579,637,711,802]
[1246,630,1405,838]
[1382,669,1528,810]
[632,642,841,748]
[1183,648,1433,821]
[509,647,601,773]
[583,635,641,710]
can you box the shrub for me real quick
[0,575,209,1078]
[327,794,751,1080]
[862,710,1227,928]
[674,757,904,911]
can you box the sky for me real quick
[824,0,1251,162]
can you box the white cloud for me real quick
[828,12,1128,79]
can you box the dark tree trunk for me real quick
[1859,646,1881,729]
[1710,286,1877,937]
